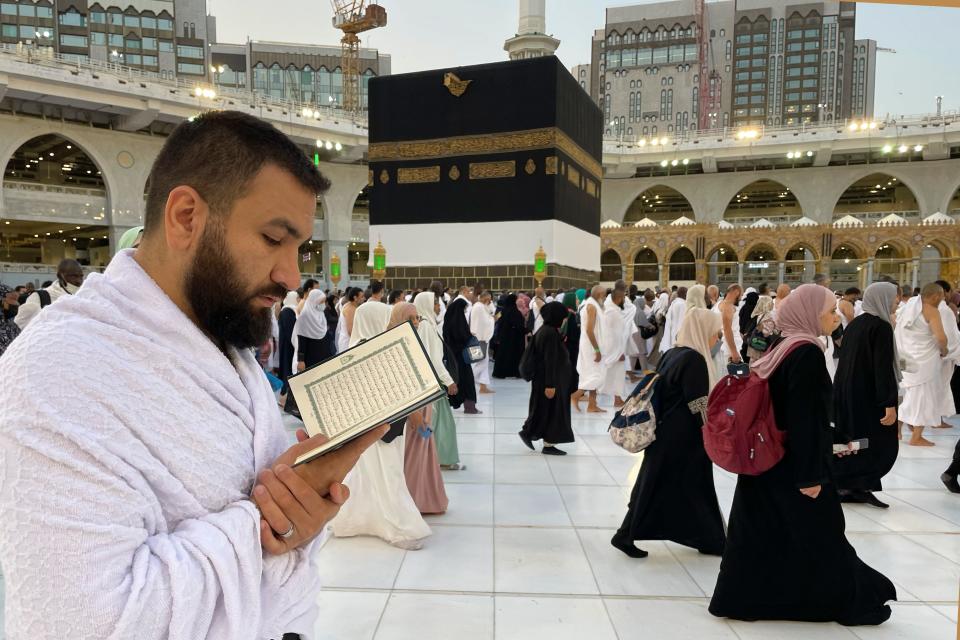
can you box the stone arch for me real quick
[0,128,116,222]
[828,169,926,220]
[668,245,696,282]
[617,182,701,224]
[631,246,658,282]
[705,243,739,263]
[938,179,960,216]
[784,241,820,262]
[723,179,802,223]
[601,248,624,281]
[831,239,866,260]
[743,242,780,262]
[872,238,912,260]
[1,130,115,226]
[924,237,954,260]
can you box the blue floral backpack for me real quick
[608,371,660,453]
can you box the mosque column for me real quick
[737,262,744,287]
[911,259,920,289]
[658,263,665,289]
[316,161,367,292]
[777,261,785,284]
[866,257,875,283]
[695,259,706,284]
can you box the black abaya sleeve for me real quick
[773,344,830,489]
[872,322,899,410]
[539,330,561,389]
[679,352,710,425]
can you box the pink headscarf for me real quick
[751,284,835,380]
[517,294,531,319]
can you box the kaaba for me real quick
[367,55,602,291]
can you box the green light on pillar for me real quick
[373,254,386,271]
[313,152,320,166]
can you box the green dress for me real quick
[432,397,460,466]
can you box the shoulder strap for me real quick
[37,289,52,308]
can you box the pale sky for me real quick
[211,0,960,117]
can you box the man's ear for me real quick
[163,186,208,252]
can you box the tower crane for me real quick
[330,1,387,113]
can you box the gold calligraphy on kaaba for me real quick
[379,169,390,184]
[524,159,536,175]
[448,165,461,180]
[397,166,441,184]
[468,160,516,180]
[443,72,472,97]
[368,169,374,187]
[585,179,599,198]
[369,127,601,180]
[567,165,581,188]
[545,156,558,175]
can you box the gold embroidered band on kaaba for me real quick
[369,127,602,181]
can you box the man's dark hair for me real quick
[370,280,385,296]
[302,278,319,292]
[345,287,363,303]
[757,282,769,295]
[901,285,912,298]
[935,280,952,294]
[14,285,25,293]
[676,287,687,299]
[671,285,678,292]
[143,111,329,235]
[387,289,403,304]
[844,287,861,296]
[363,287,373,300]
[813,273,829,286]
[913,287,921,296]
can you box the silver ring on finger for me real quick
[279,523,295,539]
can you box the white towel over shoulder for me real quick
[0,250,322,639]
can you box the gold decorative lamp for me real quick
[534,244,547,287]
[372,240,387,282]
[329,252,342,288]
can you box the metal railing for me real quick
[604,110,960,152]
[0,42,368,128]
[3,180,107,198]
[616,210,950,230]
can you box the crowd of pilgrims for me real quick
[246,271,960,627]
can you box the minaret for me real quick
[503,0,560,60]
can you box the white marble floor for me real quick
[307,378,960,640]
[2,379,958,639]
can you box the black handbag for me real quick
[440,337,460,385]
[463,336,486,364]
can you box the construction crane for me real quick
[695,0,721,130]
[330,1,387,113]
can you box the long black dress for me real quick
[832,314,899,492]
[520,324,574,445]
[709,343,896,626]
[563,308,581,392]
[614,347,726,555]
[297,333,333,369]
[278,306,297,391]
[443,299,478,408]
[493,296,526,379]
[323,306,339,355]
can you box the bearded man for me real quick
[0,111,384,639]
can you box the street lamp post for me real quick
[534,245,547,288]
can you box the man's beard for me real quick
[185,221,285,349]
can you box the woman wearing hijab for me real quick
[331,298,431,550]
[293,289,331,371]
[414,291,465,470]
[612,307,726,559]
[388,303,449,514]
[832,282,900,509]
[493,294,526,379]
[518,302,575,455]
[516,293,531,322]
[561,291,581,392]
[443,297,481,415]
[277,291,299,413]
[744,295,777,362]
[710,285,896,626]
[323,292,340,355]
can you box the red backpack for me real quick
[703,343,803,476]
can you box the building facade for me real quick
[590,0,875,139]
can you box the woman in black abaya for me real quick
[612,307,726,558]
[709,285,896,626]
[518,302,574,455]
[443,297,481,414]
[492,294,526,379]
[832,282,900,509]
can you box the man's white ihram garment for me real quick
[576,297,605,391]
[0,250,322,639]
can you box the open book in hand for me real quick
[288,321,446,466]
